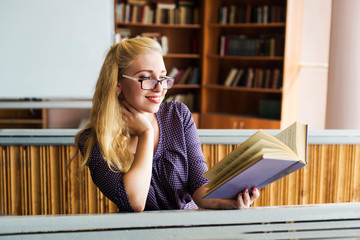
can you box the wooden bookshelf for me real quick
[200,0,300,129]
[0,100,47,129]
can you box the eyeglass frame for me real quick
[121,74,174,90]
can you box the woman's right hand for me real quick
[120,100,153,137]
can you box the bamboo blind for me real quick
[1,144,359,215]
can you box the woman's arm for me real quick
[121,101,154,212]
[192,185,260,210]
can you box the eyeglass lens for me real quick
[142,79,173,90]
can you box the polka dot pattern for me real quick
[78,101,209,212]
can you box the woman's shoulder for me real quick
[78,128,92,142]
[160,100,190,115]
[76,128,92,154]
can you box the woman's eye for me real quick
[139,76,150,80]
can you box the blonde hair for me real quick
[75,37,163,172]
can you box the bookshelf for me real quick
[200,0,289,129]
[0,100,47,129]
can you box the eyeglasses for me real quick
[122,74,174,90]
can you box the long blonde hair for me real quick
[75,37,163,172]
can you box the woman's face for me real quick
[118,50,167,114]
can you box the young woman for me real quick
[75,37,260,212]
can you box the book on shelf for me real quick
[116,2,126,22]
[152,0,198,25]
[218,4,286,24]
[218,6,228,24]
[164,93,195,111]
[189,67,200,84]
[116,0,154,24]
[176,1,197,24]
[176,66,192,84]
[173,69,184,83]
[203,122,308,199]
[155,1,176,24]
[223,67,238,86]
[224,67,282,89]
[219,35,284,57]
[140,33,168,54]
[168,66,200,85]
[231,69,245,87]
[245,68,254,88]
[161,35,168,54]
[168,67,179,78]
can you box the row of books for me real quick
[219,4,286,24]
[115,30,169,54]
[223,67,282,89]
[116,0,199,25]
[220,35,285,57]
[164,93,196,111]
[168,66,200,85]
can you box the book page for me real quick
[205,138,296,188]
[204,130,263,179]
[204,129,296,179]
[205,147,292,194]
[275,122,307,163]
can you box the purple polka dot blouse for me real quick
[78,101,209,212]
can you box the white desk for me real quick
[1,203,360,240]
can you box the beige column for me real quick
[281,0,332,130]
[326,0,360,129]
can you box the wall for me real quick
[0,0,114,99]
[297,0,332,129]
[326,0,360,129]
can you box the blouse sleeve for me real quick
[179,103,210,195]
[78,132,134,212]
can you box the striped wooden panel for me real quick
[1,144,359,215]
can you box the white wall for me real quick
[326,0,360,129]
[0,0,114,99]
[297,0,332,129]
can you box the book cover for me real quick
[224,67,238,86]
[203,122,308,199]
[231,68,244,87]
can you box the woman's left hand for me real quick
[193,186,260,210]
[210,187,260,210]
[232,187,260,209]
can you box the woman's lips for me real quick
[146,96,161,104]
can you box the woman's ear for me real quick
[116,83,122,97]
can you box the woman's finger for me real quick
[250,187,260,202]
[236,192,244,209]
[243,189,251,206]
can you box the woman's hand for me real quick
[219,188,260,210]
[193,186,260,210]
[120,100,153,137]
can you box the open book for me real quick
[203,122,308,199]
